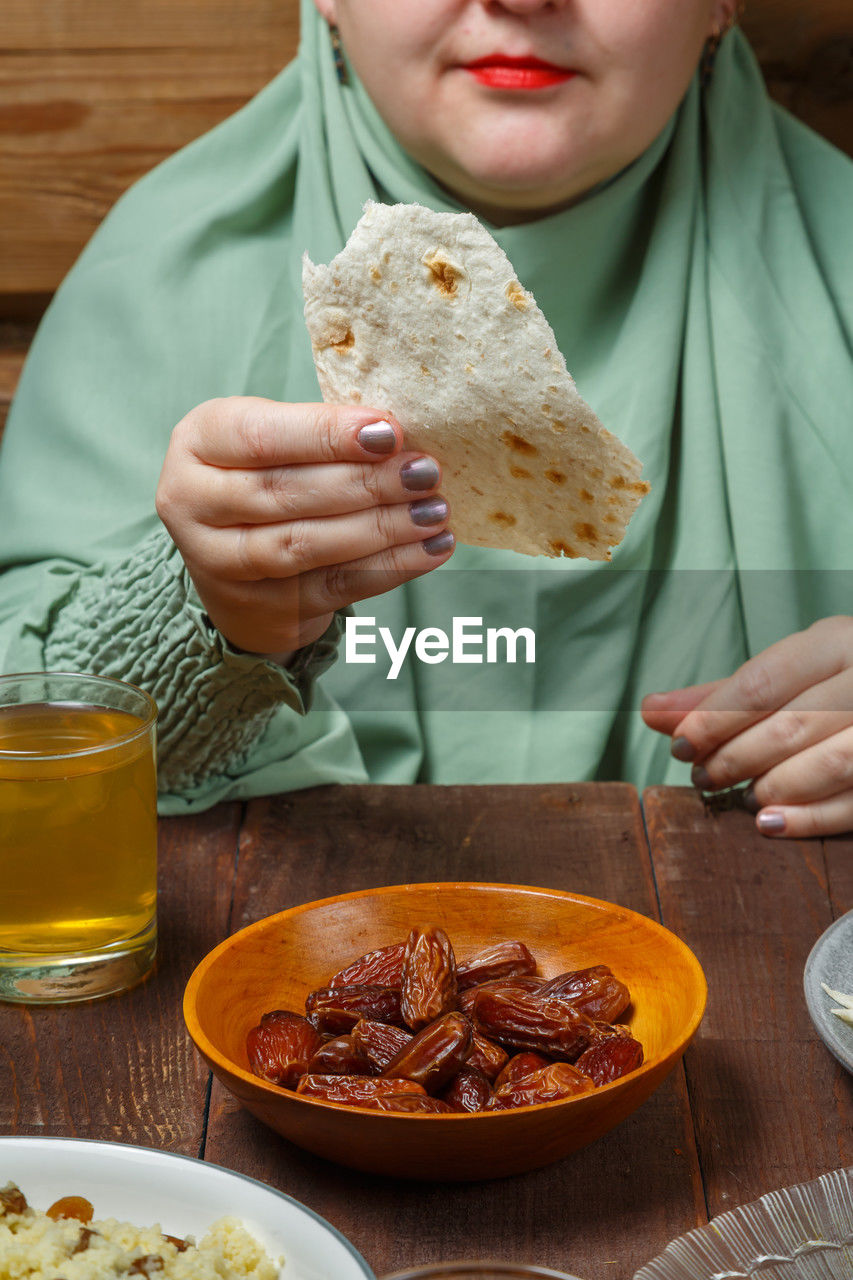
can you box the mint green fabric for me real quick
[1,2,851,811]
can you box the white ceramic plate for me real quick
[0,1137,375,1280]
[803,908,853,1074]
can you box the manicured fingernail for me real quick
[400,456,440,491]
[409,496,448,527]
[691,765,713,791]
[357,421,397,454]
[756,810,786,835]
[671,736,696,762]
[743,787,761,813]
[423,530,455,557]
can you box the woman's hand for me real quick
[641,617,853,838]
[156,397,453,657]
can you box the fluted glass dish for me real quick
[634,1167,853,1280]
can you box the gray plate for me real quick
[804,908,853,1074]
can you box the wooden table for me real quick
[3,784,853,1278]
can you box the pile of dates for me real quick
[246,927,643,1113]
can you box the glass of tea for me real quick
[0,672,158,1004]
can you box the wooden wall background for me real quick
[1,0,852,433]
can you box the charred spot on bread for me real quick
[548,539,578,557]
[501,430,539,457]
[422,249,464,297]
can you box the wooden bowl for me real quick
[183,883,706,1180]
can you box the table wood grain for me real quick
[1,784,851,1280]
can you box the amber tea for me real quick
[0,674,157,1003]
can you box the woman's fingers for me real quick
[199,453,441,527]
[752,791,853,840]
[642,620,853,839]
[640,681,725,735]
[690,668,853,792]
[178,397,404,468]
[157,396,460,656]
[195,531,456,654]
[669,618,853,763]
[749,725,853,810]
[298,533,457,618]
[191,496,452,582]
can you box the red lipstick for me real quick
[463,55,575,90]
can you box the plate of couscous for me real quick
[0,1137,376,1280]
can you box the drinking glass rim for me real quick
[0,671,157,760]
[379,1266,583,1279]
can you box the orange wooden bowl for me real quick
[183,883,706,1180]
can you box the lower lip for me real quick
[466,65,575,90]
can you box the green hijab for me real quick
[2,1,852,796]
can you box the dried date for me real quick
[575,1035,644,1085]
[472,989,599,1062]
[248,924,642,1112]
[296,1074,425,1103]
[466,1028,509,1081]
[493,1051,551,1092]
[350,1018,413,1071]
[490,1061,593,1109]
[400,926,458,1030]
[382,1010,473,1093]
[328,942,406,989]
[246,1010,323,1088]
[594,1020,634,1040]
[307,1034,373,1076]
[456,941,537,991]
[457,976,544,1015]
[305,984,403,1034]
[538,965,630,1023]
[440,1066,493,1112]
[365,1093,455,1114]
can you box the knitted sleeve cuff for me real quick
[43,526,344,794]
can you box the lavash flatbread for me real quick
[302,201,649,559]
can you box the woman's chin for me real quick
[416,127,610,219]
[429,155,604,223]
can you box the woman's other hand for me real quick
[156,397,453,657]
[641,617,853,838]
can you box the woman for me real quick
[1,0,852,834]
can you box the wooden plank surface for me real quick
[2,784,851,1280]
[0,805,240,1151]
[744,1,853,153]
[0,325,31,439]
[203,784,706,1280]
[0,0,851,303]
[1,0,300,298]
[643,786,853,1218]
